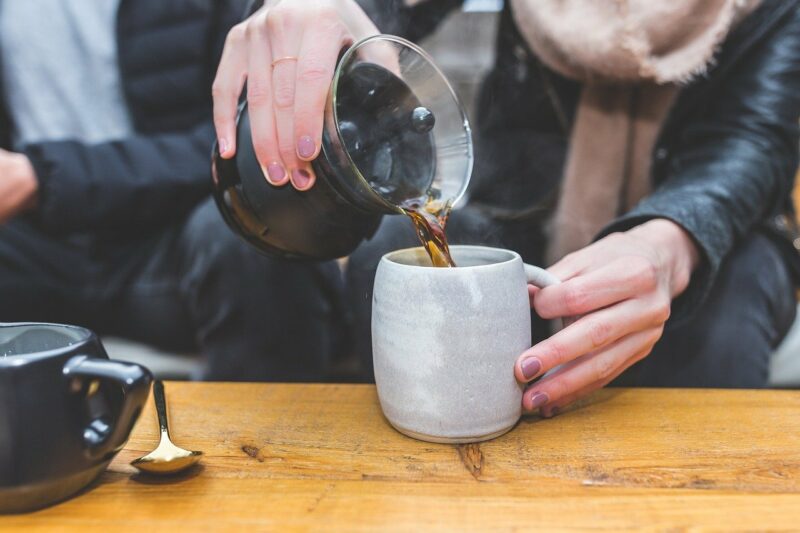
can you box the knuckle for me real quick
[587,319,613,349]
[211,80,227,99]
[542,341,568,367]
[653,298,672,324]
[226,23,246,45]
[244,18,258,39]
[548,379,571,403]
[632,257,659,290]
[251,125,276,149]
[272,77,295,109]
[563,285,588,315]
[593,356,616,381]
[247,80,272,106]
[278,138,297,160]
[297,61,333,85]
[315,4,340,24]
[266,6,291,34]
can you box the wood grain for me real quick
[3,383,800,531]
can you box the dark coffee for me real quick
[400,198,456,268]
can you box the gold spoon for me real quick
[131,380,202,474]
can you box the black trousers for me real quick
[0,198,345,382]
[346,207,797,387]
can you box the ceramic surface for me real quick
[372,245,558,443]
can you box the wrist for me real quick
[629,219,700,295]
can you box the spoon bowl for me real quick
[131,381,203,475]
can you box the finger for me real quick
[534,256,660,319]
[539,346,651,417]
[521,326,662,411]
[212,23,248,159]
[246,19,289,186]
[515,296,666,382]
[268,9,313,190]
[527,285,540,308]
[293,13,349,163]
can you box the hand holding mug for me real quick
[515,219,700,416]
[212,0,379,191]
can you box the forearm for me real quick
[24,123,215,235]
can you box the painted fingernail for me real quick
[292,168,312,189]
[218,138,229,155]
[265,162,286,184]
[529,392,549,409]
[297,136,316,159]
[521,357,541,380]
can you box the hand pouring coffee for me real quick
[212,35,472,267]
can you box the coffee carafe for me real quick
[212,35,473,261]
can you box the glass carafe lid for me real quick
[329,35,473,213]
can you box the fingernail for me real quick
[219,138,229,155]
[292,168,312,189]
[297,136,316,159]
[265,162,286,184]
[521,357,541,380]
[529,392,549,409]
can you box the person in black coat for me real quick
[0,0,346,382]
[214,0,800,411]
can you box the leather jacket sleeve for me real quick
[598,5,800,322]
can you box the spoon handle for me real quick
[153,380,170,436]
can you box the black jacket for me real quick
[364,0,800,318]
[0,0,246,238]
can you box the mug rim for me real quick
[381,245,521,270]
[0,322,93,367]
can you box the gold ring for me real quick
[271,56,298,68]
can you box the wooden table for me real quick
[3,383,800,531]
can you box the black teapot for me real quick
[212,35,472,261]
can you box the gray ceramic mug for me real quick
[372,245,560,443]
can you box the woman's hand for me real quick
[212,0,379,191]
[515,219,700,416]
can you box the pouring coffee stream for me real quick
[212,35,472,265]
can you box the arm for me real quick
[512,6,800,415]
[598,5,800,319]
[23,123,215,234]
[16,0,248,235]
